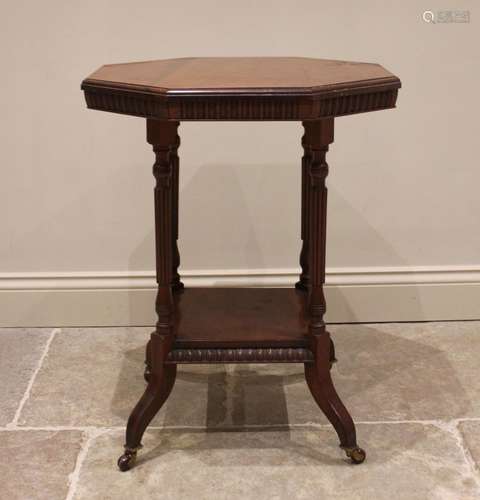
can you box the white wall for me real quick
[1,1,479,325]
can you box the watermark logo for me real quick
[422,10,470,23]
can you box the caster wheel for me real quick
[344,446,366,464]
[117,450,137,471]
[144,366,151,383]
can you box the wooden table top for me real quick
[81,57,401,121]
[83,57,399,94]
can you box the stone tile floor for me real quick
[1,322,480,499]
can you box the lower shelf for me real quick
[172,287,311,349]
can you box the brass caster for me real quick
[343,446,366,465]
[117,446,140,471]
[144,366,151,383]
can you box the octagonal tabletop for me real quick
[82,57,401,121]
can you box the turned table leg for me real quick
[118,120,179,471]
[303,118,365,464]
[296,122,336,366]
[144,124,183,383]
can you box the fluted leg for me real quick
[303,119,365,464]
[119,120,179,471]
[296,123,337,365]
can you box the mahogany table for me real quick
[81,57,401,470]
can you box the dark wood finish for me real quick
[295,122,312,291]
[81,56,401,470]
[170,128,183,291]
[295,121,339,367]
[81,57,400,121]
[83,57,400,92]
[147,119,177,335]
[305,332,365,464]
[297,120,363,460]
[306,118,333,331]
[118,333,177,471]
[120,119,181,470]
[173,288,309,349]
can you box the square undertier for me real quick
[172,288,311,349]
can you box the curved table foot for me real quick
[305,331,364,463]
[119,335,176,471]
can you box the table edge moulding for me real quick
[81,56,400,121]
[80,56,401,471]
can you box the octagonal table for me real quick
[81,57,401,470]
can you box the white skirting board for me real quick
[0,266,479,327]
